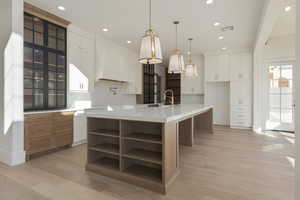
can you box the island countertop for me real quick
[84,104,213,123]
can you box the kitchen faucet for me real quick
[163,89,175,105]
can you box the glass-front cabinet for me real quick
[24,13,67,111]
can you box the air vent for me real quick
[221,26,234,32]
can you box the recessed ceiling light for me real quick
[284,6,292,12]
[213,22,220,27]
[57,6,66,11]
[218,36,224,40]
[127,40,132,44]
[102,28,109,32]
[221,47,227,51]
[206,0,214,4]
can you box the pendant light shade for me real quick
[168,21,185,74]
[139,0,163,64]
[185,38,198,77]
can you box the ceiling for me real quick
[270,4,296,38]
[25,0,264,61]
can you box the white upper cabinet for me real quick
[205,54,229,82]
[181,55,204,94]
[68,27,95,93]
[230,53,252,81]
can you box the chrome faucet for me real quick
[163,89,175,105]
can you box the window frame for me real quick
[24,12,67,112]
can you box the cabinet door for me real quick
[230,80,251,106]
[205,55,218,82]
[69,32,89,92]
[230,53,252,81]
[218,54,229,81]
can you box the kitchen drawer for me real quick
[231,105,250,113]
[230,120,251,128]
[231,112,249,120]
[25,136,54,154]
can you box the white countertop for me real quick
[24,108,84,115]
[84,104,213,123]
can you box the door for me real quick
[267,62,294,132]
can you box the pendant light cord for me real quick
[176,23,178,49]
[149,0,152,29]
[188,38,192,64]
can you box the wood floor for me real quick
[0,126,294,200]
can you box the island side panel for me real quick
[163,120,179,187]
[178,117,194,146]
[194,108,214,134]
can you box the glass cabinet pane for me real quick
[24,89,33,109]
[57,55,65,72]
[57,27,65,40]
[48,24,56,37]
[34,79,43,89]
[33,70,44,81]
[48,81,56,90]
[48,52,57,71]
[24,29,33,43]
[33,17,44,32]
[34,49,43,65]
[33,89,44,108]
[24,15,33,30]
[57,91,65,107]
[24,68,33,79]
[48,90,57,108]
[48,71,56,81]
[24,79,33,89]
[24,47,33,64]
[48,37,56,49]
[34,32,44,46]
[57,40,65,51]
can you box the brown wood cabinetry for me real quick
[24,111,74,159]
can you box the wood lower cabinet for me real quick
[24,111,74,159]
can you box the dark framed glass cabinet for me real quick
[24,13,67,111]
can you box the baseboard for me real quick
[0,148,26,166]
[72,139,87,147]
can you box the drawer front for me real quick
[231,120,251,128]
[25,113,53,139]
[231,105,250,114]
[231,112,250,121]
[25,136,53,154]
[54,134,73,147]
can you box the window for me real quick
[24,13,67,111]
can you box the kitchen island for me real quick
[84,104,213,194]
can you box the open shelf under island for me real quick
[84,104,213,194]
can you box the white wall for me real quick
[295,1,299,198]
[0,0,25,166]
[264,35,296,61]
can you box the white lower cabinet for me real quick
[230,105,251,128]
[73,111,87,146]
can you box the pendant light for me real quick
[185,38,198,77]
[168,21,185,73]
[139,0,163,64]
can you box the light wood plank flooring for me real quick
[0,126,294,200]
